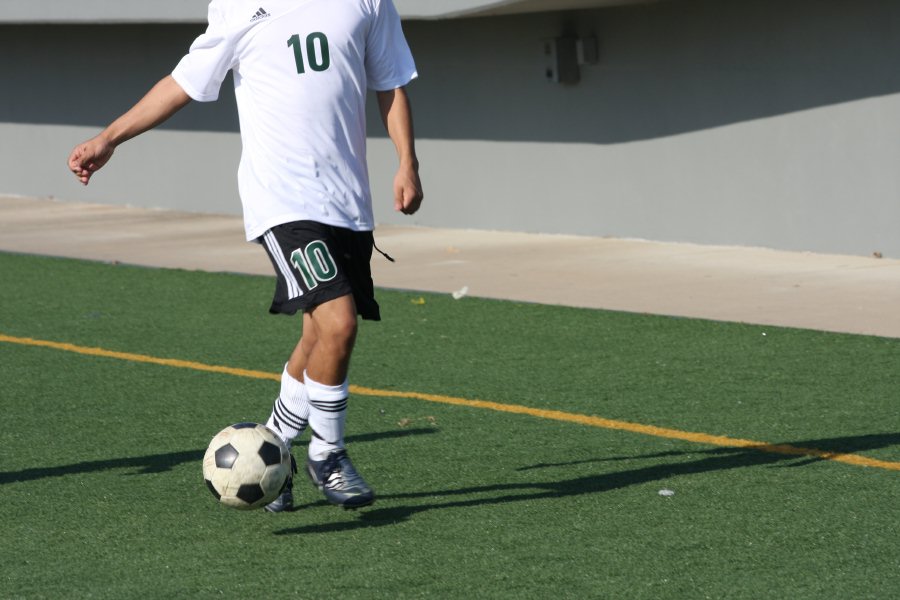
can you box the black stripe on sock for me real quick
[309,426,339,445]
[274,398,308,430]
[309,398,348,412]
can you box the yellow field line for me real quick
[0,334,282,382]
[3,333,898,472]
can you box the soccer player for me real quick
[67,0,422,512]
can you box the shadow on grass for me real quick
[274,431,900,535]
[0,427,438,484]
[0,449,206,484]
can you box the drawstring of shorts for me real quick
[373,241,395,262]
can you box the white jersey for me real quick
[172,0,417,240]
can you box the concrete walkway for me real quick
[2,194,899,338]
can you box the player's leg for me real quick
[302,293,357,462]
[266,316,316,446]
[287,315,317,380]
[302,294,375,509]
[262,317,316,512]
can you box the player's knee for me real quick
[324,313,358,351]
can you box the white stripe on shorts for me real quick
[263,231,303,300]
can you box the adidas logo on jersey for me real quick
[250,7,270,22]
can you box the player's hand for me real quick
[393,164,423,215]
[67,135,115,185]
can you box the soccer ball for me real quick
[202,422,291,510]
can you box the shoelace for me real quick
[322,451,361,490]
[325,470,345,490]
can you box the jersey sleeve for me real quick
[365,0,418,91]
[171,3,237,102]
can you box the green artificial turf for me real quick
[0,252,898,599]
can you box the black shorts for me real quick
[259,221,381,321]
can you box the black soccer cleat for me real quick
[264,454,297,513]
[306,449,375,509]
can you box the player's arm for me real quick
[377,86,423,215]
[67,75,192,185]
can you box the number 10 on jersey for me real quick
[288,33,330,74]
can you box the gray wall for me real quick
[2,0,899,256]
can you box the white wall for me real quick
[370,95,900,256]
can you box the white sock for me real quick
[305,371,349,461]
[266,365,310,446]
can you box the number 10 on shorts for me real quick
[291,241,338,290]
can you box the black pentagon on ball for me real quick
[215,443,239,469]
[232,422,257,429]
[236,483,266,505]
[258,440,283,466]
[205,479,221,500]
